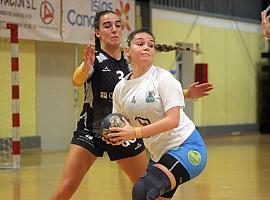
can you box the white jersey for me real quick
[113,65,195,162]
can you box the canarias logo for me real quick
[115,0,132,32]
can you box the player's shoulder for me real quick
[152,65,174,79]
[113,78,125,96]
[95,49,109,64]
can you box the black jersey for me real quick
[76,48,130,135]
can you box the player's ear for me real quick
[95,29,100,38]
[125,47,130,57]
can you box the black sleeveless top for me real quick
[76,48,130,135]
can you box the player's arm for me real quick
[108,106,180,143]
[183,82,213,99]
[72,45,95,86]
[108,74,183,143]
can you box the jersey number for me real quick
[116,70,124,80]
[122,139,137,147]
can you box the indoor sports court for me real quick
[1,0,270,199]
[1,133,270,199]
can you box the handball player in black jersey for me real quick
[50,10,213,200]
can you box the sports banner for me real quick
[0,0,61,41]
[62,0,135,45]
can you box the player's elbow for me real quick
[172,119,179,129]
[168,117,179,129]
[166,108,180,129]
[72,77,83,87]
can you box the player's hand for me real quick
[185,82,213,99]
[261,11,270,39]
[107,118,135,145]
[100,128,113,144]
[83,45,95,72]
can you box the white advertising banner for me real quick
[62,0,135,45]
[0,0,61,41]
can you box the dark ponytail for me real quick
[94,35,101,50]
[154,43,202,55]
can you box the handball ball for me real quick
[99,113,130,140]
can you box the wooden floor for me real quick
[1,132,270,200]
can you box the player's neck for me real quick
[101,45,121,60]
[131,64,152,79]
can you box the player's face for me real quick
[126,32,155,67]
[95,13,122,48]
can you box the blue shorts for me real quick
[146,129,207,198]
[167,128,207,179]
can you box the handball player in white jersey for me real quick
[108,28,207,199]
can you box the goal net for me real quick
[0,21,20,169]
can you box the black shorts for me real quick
[71,130,145,161]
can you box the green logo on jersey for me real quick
[188,150,201,166]
[145,91,155,103]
